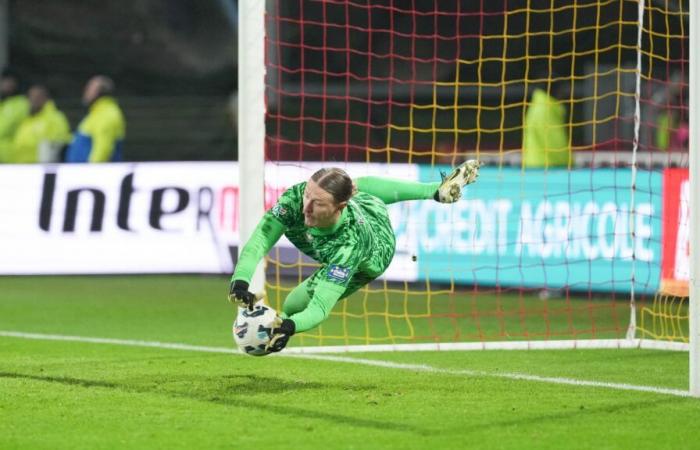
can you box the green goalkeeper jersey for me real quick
[231,181,397,332]
[231,174,442,332]
[273,182,396,280]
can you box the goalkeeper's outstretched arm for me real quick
[285,279,345,333]
[266,277,346,353]
[231,214,286,283]
[228,214,286,309]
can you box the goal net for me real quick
[244,0,690,351]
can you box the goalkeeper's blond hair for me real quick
[310,168,357,204]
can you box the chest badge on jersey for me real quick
[271,204,287,217]
[327,264,351,283]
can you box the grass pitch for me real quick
[1,275,699,450]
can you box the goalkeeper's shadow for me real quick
[203,373,431,434]
[0,371,431,435]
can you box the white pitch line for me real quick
[0,330,691,398]
[288,354,692,398]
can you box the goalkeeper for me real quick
[228,160,480,352]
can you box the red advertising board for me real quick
[661,168,689,296]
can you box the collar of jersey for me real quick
[307,207,348,236]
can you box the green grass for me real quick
[1,275,699,450]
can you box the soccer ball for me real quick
[232,304,277,356]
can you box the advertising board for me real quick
[0,164,665,294]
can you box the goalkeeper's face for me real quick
[303,180,345,228]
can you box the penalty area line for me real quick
[0,330,691,398]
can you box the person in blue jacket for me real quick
[65,75,125,162]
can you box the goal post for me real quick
[238,0,695,392]
[689,0,699,397]
[237,0,266,293]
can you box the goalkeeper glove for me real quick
[266,317,295,353]
[228,280,257,311]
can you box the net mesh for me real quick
[640,292,689,343]
[261,0,689,347]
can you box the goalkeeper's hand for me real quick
[266,317,295,353]
[228,280,257,311]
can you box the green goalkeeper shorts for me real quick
[304,268,378,300]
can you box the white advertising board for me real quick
[0,162,419,281]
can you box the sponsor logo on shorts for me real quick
[327,264,351,283]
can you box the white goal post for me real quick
[689,0,699,398]
[237,0,266,293]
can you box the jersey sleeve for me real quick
[288,239,365,332]
[0,98,29,141]
[88,117,119,163]
[231,183,303,283]
[288,279,345,333]
[231,214,286,283]
[267,183,304,228]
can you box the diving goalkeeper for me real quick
[228,160,481,352]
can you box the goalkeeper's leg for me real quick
[355,176,439,205]
[435,159,481,203]
[355,159,480,205]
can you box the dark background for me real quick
[7,0,689,162]
[9,0,237,161]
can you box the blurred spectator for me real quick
[0,69,30,163]
[673,120,689,150]
[65,75,126,162]
[522,86,570,169]
[6,85,71,163]
[655,89,688,152]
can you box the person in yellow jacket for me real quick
[0,70,30,163]
[65,75,126,162]
[522,87,571,169]
[8,85,71,163]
